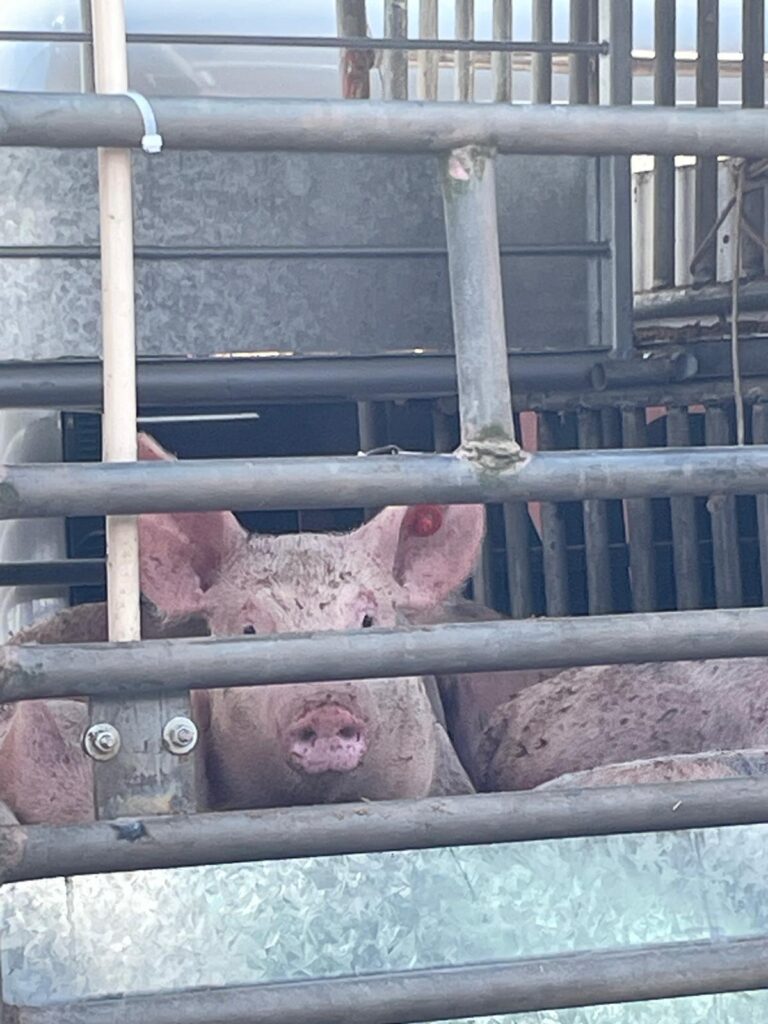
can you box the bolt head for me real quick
[163,716,198,755]
[83,723,121,762]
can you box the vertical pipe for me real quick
[532,0,553,104]
[653,0,676,288]
[666,406,702,610]
[78,0,95,92]
[418,0,439,100]
[752,402,768,604]
[336,0,372,99]
[578,408,612,614]
[741,0,765,278]
[493,0,512,103]
[441,147,516,448]
[383,0,409,100]
[357,401,388,520]
[455,0,474,102]
[588,0,600,104]
[504,500,533,618]
[569,0,591,105]
[705,404,743,608]
[89,1,197,820]
[598,0,634,356]
[621,408,656,612]
[91,0,140,649]
[538,412,570,617]
[693,0,719,286]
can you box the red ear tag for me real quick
[404,505,443,537]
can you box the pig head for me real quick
[135,433,485,809]
[477,657,768,792]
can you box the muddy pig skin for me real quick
[0,434,484,823]
[478,659,768,792]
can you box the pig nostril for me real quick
[338,725,358,740]
[243,624,256,635]
[298,727,316,743]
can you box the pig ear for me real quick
[356,504,485,610]
[137,433,248,618]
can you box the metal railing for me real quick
[3,2,768,1021]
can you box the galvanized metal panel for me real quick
[0,148,598,358]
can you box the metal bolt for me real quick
[163,716,198,755]
[83,722,121,762]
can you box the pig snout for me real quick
[286,703,368,775]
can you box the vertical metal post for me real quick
[666,406,702,610]
[741,0,765,278]
[621,408,656,612]
[538,412,570,617]
[78,0,95,91]
[336,0,372,99]
[504,501,533,617]
[569,0,592,105]
[455,0,474,101]
[441,147,516,448]
[752,402,768,604]
[578,408,612,614]
[383,0,409,99]
[418,0,439,99]
[598,0,634,357]
[653,0,676,288]
[705,404,743,608]
[532,0,553,104]
[492,0,512,103]
[89,0,197,820]
[357,401,389,520]
[693,0,719,286]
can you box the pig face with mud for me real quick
[137,434,484,809]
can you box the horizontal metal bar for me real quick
[0,354,605,411]
[3,94,768,156]
[3,448,768,520]
[0,30,608,55]
[636,279,768,319]
[0,560,103,587]
[6,607,768,703]
[5,777,768,884]
[0,242,610,261]
[11,935,768,1024]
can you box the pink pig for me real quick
[0,434,485,823]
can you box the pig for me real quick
[408,597,560,784]
[536,748,768,790]
[477,658,768,792]
[137,433,484,810]
[1,433,487,822]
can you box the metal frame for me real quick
[4,3,768,1020]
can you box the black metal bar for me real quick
[503,501,534,618]
[653,0,676,289]
[5,448,768,519]
[537,413,570,616]
[666,406,703,610]
[0,242,612,260]
[753,402,768,604]
[578,409,612,613]
[4,778,768,884]
[622,408,657,612]
[590,352,699,390]
[569,0,592,105]
[0,560,103,588]
[0,30,608,53]
[693,0,720,286]
[12,935,768,1023]
[705,404,744,607]
[0,354,599,412]
[636,278,768,319]
[741,0,766,279]
[4,93,768,156]
[533,0,553,104]
[9,606,768,703]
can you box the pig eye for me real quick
[361,614,374,628]
[243,624,257,635]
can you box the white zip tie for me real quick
[124,90,163,154]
